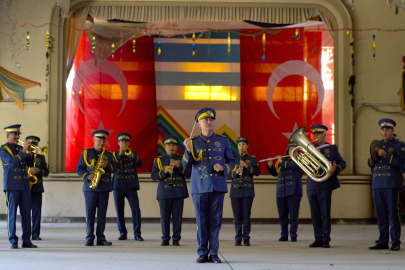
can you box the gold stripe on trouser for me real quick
[6,191,10,236]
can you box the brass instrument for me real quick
[168,154,175,187]
[28,161,38,190]
[124,146,132,156]
[89,148,106,189]
[288,127,331,182]
[259,155,290,163]
[17,140,48,155]
[370,140,383,162]
[238,150,243,189]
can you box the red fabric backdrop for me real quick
[240,29,323,173]
[65,33,157,172]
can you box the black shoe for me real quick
[375,240,378,243]
[196,255,208,263]
[390,243,400,251]
[10,243,18,249]
[161,240,169,246]
[118,235,127,240]
[235,240,242,246]
[97,240,112,246]
[309,240,323,248]
[291,237,297,242]
[323,242,330,248]
[244,239,250,246]
[32,236,42,240]
[22,242,37,248]
[369,243,389,250]
[85,240,94,246]
[172,240,180,246]
[135,236,144,241]
[279,236,288,242]
[209,255,222,263]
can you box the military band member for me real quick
[112,133,143,241]
[307,124,346,248]
[26,136,49,241]
[76,130,117,246]
[267,142,303,242]
[368,119,405,251]
[151,135,191,246]
[227,137,260,246]
[1,124,37,249]
[183,108,235,263]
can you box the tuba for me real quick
[89,148,106,189]
[289,127,332,182]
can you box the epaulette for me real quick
[395,138,403,142]
[216,134,227,138]
[191,135,200,140]
[158,155,166,158]
[248,154,256,158]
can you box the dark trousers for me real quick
[192,191,225,256]
[31,192,42,238]
[276,195,301,238]
[373,188,401,245]
[5,190,32,244]
[158,198,184,241]
[307,189,332,242]
[113,189,141,237]
[231,197,254,241]
[84,191,109,241]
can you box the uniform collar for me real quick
[200,133,215,142]
[382,137,395,146]
[315,142,330,147]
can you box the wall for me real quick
[0,0,404,220]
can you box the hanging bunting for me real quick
[132,34,136,53]
[372,34,376,58]
[192,32,196,56]
[262,33,266,61]
[111,37,115,59]
[346,30,352,39]
[157,32,161,56]
[46,31,49,48]
[91,33,95,53]
[291,29,300,40]
[227,32,230,58]
[26,31,30,50]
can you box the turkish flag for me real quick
[65,32,157,172]
[240,28,323,173]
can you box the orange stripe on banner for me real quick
[85,85,155,100]
[155,62,240,73]
[110,61,155,72]
[251,87,305,102]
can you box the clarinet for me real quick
[168,154,175,187]
[238,150,243,189]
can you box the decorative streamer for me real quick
[46,31,49,48]
[26,31,30,50]
[111,37,115,59]
[192,32,196,56]
[227,32,230,58]
[292,29,300,40]
[346,30,352,38]
[372,34,376,58]
[132,34,136,53]
[91,33,95,53]
[314,30,317,55]
[157,32,161,56]
[262,33,266,61]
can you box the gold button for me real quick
[383,146,385,148]
[210,174,212,176]
[208,149,211,151]
[379,174,381,176]
[209,157,211,159]
[207,140,210,142]
[125,176,127,178]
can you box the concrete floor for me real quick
[0,221,404,270]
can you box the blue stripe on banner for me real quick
[155,72,240,86]
[154,43,240,63]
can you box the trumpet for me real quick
[124,146,132,156]
[17,140,48,155]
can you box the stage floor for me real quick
[0,222,403,269]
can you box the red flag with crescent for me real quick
[240,28,328,173]
[65,32,158,172]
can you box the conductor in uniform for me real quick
[112,133,143,241]
[368,119,405,251]
[76,130,117,246]
[182,108,235,263]
[1,124,37,249]
[26,136,49,241]
[227,136,260,246]
[307,124,346,248]
[151,135,191,246]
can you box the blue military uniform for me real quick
[368,119,405,249]
[1,125,35,248]
[112,133,143,240]
[76,130,117,244]
[26,136,49,240]
[151,135,191,243]
[307,124,346,245]
[227,137,260,243]
[267,143,303,241]
[182,108,235,259]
